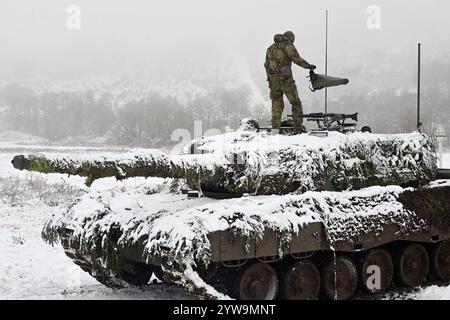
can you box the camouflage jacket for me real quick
[265,34,311,78]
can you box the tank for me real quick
[11,123,450,300]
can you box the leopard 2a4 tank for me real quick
[11,119,450,300]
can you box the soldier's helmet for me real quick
[283,31,295,43]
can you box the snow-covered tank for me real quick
[11,124,450,300]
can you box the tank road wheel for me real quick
[397,243,429,287]
[283,261,321,300]
[360,249,394,293]
[433,241,450,283]
[237,262,278,300]
[323,256,358,300]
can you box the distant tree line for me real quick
[329,87,450,145]
[0,79,448,148]
[0,83,260,146]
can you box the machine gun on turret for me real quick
[257,112,370,135]
[299,112,360,133]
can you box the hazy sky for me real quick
[1,0,450,79]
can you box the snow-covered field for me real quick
[0,145,449,300]
[0,146,192,300]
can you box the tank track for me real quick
[61,234,449,300]
[60,234,154,289]
[202,240,450,300]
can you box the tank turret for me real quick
[11,129,438,197]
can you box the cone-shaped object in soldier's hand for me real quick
[309,70,349,92]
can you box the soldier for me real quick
[265,31,316,133]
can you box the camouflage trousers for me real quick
[268,75,303,129]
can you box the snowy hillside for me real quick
[0,70,267,114]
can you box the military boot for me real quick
[292,115,307,134]
[296,125,308,134]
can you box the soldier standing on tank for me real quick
[265,31,316,133]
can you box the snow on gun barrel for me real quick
[11,130,438,197]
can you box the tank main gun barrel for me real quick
[11,151,223,187]
[10,131,439,197]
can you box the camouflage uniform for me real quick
[265,31,314,129]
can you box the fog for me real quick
[0,1,449,146]
[1,0,450,77]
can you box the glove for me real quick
[309,64,317,70]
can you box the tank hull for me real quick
[54,182,450,299]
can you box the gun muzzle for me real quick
[11,155,26,170]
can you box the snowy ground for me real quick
[0,145,449,300]
[0,146,192,300]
